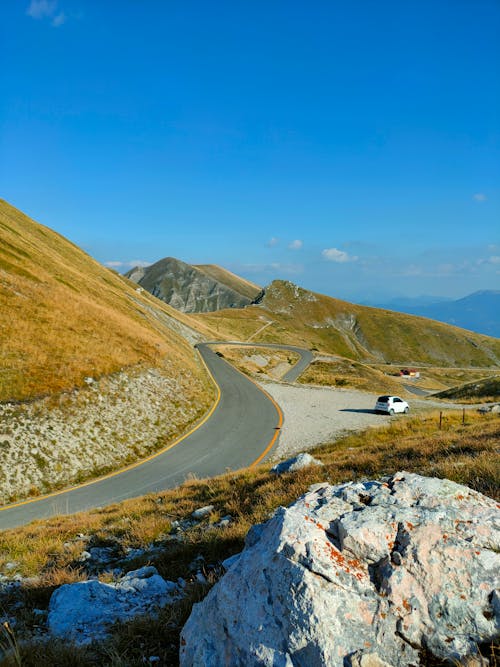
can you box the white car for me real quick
[374,395,409,415]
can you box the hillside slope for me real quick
[194,264,262,301]
[194,280,500,368]
[0,200,216,401]
[126,257,261,313]
[0,200,220,500]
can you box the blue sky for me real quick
[1,0,499,301]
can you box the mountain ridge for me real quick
[126,257,262,313]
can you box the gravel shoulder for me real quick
[259,380,468,461]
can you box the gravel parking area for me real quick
[259,380,462,461]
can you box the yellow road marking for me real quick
[0,342,287,516]
[202,343,284,467]
[0,351,221,513]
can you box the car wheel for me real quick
[404,407,409,414]
[389,409,394,415]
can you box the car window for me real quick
[394,398,402,403]
[377,396,388,402]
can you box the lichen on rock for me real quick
[180,472,500,666]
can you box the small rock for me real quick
[491,404,500,414]
[78,551,91,562]
[217,515,232,528]
[48,566,181,645]
[4,562,19,572]
[271,452,324,475]
[191,505,214,520]
[84,377,94,385]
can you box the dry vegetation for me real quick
[298,357,411,395]
[370,364,500,392]
[433,376,500,403]
[0,411,498,665]
[195,280,500,369]
[0,200,216,402]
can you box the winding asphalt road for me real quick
[0,343,312,530]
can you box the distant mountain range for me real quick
[365,291,500,338]
[126,257,263,313]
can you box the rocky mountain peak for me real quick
[125,257,262,313]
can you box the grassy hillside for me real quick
[433,377,500,403]
[194,264,262,301]
[0,411,498,665]
[0,200,215,401]
[194,280,500,368]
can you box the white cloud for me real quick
[473,193,487,202]
[26,1,68,26]
[52,11,66,26]
[322,247,357,263]
[288,239,303,250]
[26,0,57,19]
[266,237,279,247]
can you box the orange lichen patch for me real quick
[442,534,448,541]
[406,522,415,530]
[304,515,326,531]
[402,599,412,612]
[321,540,366,580]
[456,494,465,500]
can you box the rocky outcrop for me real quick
[180,472,500,666]
[126,257,261,313]
[48,566,182,645]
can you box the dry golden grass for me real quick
[0,412,498,665]
[371,364,500,392]
[298,358,411,395]
[433,376,500,403]
[0,200,217,402]
[0,411,498,665]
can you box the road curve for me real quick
[0,343,311,530]
[206,341,314,382]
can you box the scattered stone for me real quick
[77,551,91,562]
[271,451,323,475]
[191,505,214,520]
[48,566,181,645]
[84,377,94,385]
[180,472,499,666]
[217,515,232,528]
[491,404,500,413]
[4,562,18,572]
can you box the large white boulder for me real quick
[48,566,180,644]
[180,472,500,666]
